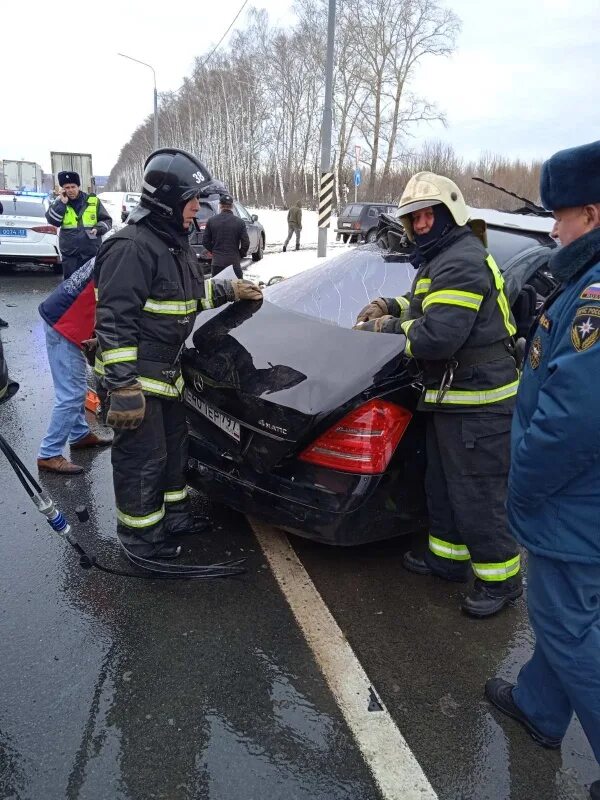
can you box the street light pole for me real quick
[118,53,159,150]
[317,0,336,258]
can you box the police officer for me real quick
[94,149,262,561]
[46,172,112,279]
[485,142,600,797]
[203,193,249,279]
[356,172,521,617]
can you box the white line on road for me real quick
[250,518,438,800]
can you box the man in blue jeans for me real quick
[37,259,111,474]
[485,140,600,799]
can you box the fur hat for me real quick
[58,171,81,187]
[540,140,600,211]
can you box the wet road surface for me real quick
[0,267,597,799]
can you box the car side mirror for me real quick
[251,214,258,222]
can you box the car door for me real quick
[234,201,258,253]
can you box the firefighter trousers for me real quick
[423,412,521,584]
[111,396,194,556]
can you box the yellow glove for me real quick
[231,280,263,302]
[355,297,389,324]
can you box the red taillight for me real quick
[352,222,361,230]
[199,223,206,230]
[299,399,412,474]
[31,225,57,234]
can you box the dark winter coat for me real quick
[94,219,234,399]
[203,210,249,273]
[508,227,600,564]
[46,191,112,266]
[287,204,302,228]
[38,258,96,347]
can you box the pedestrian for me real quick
[37,258,111,475]
[203,193,249,279]
[355,171,521,617]
[94,148,262,561]
[484,141,600,799]
[46,171,112,279]
[283,201,302,252]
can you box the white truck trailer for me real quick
[1,160,44,191]
[50,152,95,193]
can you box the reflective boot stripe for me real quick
[423,379,519,406]
[472,554,521,581]
[102,346,138,365]
[164,488,188,503]
[429,535,471,561]
[422,289,483,313]
[116,505,165,529]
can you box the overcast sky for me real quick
[3,0,599,176]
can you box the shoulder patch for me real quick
[571,305,600,352]
[529,336,542,369]
[539,312,552,332]
[580,283,600,300]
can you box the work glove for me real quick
[231,279,263,302]
[354,317,407,345]
[81,337,98,368]
[106,383,146,430]
[355,297,389,324]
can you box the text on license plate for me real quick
[0,228,27,237]
[184,389,240,442]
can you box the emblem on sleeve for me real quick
[580,283,600,301]
[571,305,600,352]
[539,313,552,332]
[529,336,542,369]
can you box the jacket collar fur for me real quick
[548,227,600,283]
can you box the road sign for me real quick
[354,169,361,187]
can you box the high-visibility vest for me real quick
[62,195,99,229]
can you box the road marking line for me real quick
[250,518,437,800]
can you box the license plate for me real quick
[342,223,352,228]
[184,389,240,442]
[0,227,27,237]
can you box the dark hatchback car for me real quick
[182,224,556,546]
[189,196,266,270]
[335,202,398,244]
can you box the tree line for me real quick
[107,0,542,212]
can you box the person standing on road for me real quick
[355,172,521,618]
[283,201,302,252]
[484,141,600,798]
[203,193,249,279]
[36,258,111,475]
[46,171,112,279]
[94,149,262,561]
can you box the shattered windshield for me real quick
[265,245,414,329]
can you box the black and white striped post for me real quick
[317,0,336,258]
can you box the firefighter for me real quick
[46,172,112,279]
[355,172,521,617]
[94,149,262,560]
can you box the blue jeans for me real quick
[512,553,600,763]
[38,323,90,458]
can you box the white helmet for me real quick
[398,171,486,245]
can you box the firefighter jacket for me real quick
[384,226,518,412]
[46,192,112,262]
[93,221,234,399]
[508,227,600,565]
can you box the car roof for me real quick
[470,207,554,235]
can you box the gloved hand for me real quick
[81,337,98,367]
[354,315,395,333]
[231,279,263,302]
[355,297,389,324]
[106,383,146,430]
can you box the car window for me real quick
[367,207,379,217]
[487,227,555,266]
[125,193,141,204]
[235,202,252,222]
[341,205,359,217]
[265,245,414,329]
[0,198,47,217]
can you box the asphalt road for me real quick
[0,265,597,800]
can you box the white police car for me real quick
[0,191,61,272]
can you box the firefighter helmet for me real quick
[138,148,213,218]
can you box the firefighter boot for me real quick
[461,578,523,618]
[403,550,469,582]
[484,678,562,749]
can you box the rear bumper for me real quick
[0,239,60,262]
[187,431,426,546]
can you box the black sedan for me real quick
[182,223,556,546]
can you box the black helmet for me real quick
[138,148,213,218]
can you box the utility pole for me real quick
[317,0,336,258]
[118,53,159,151]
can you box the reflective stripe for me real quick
[62,196,99,229]
[395,296,410,310]
[485,255,517,337]
[143,298,197,315]
[48,208,63,223]
[200,279,215,310]
[94,355,105,376]
[94,287,99,300]
[102,346,138,365]
[139,374,185,398]
[429,535,470,561]
[414,278,431,296]
[472,554,521,582]
[422,289,483,313]
[164,488,188,503]
[400,318,416,356]
[423,379,519,406]
[0,382,7,400]
[117,505,165,529]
